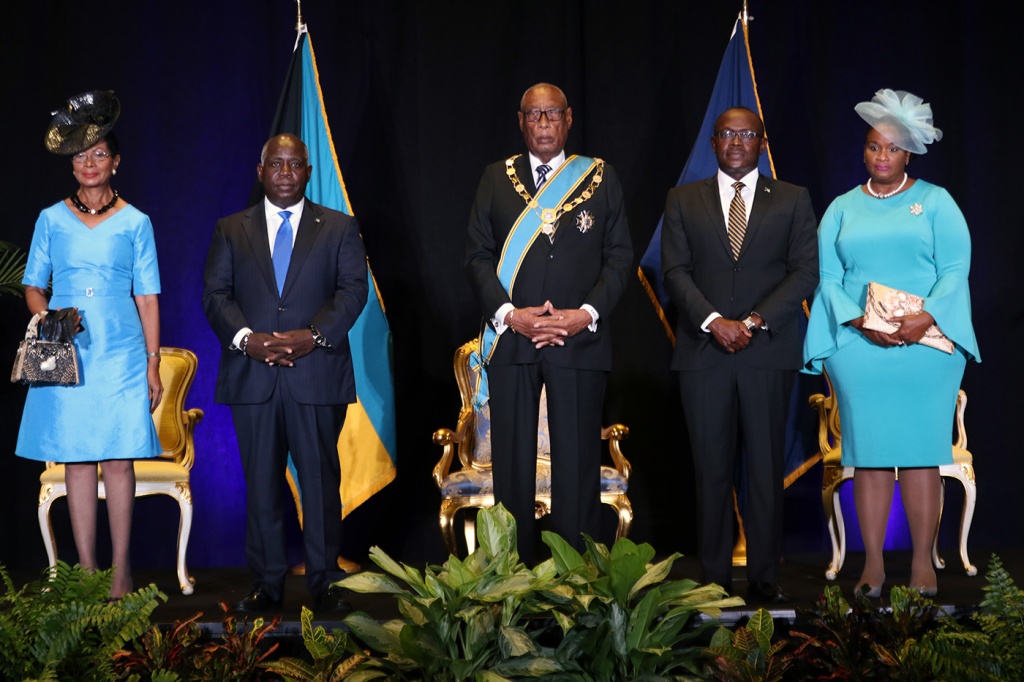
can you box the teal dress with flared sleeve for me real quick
[15,201,163,463]
[802,180,980,468]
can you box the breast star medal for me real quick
[576,210,595,233]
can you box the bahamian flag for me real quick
[263,26,397,521]
[637,15,775,343]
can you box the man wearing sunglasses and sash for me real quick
[465,83,632,564]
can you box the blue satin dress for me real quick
[16,201,162,463]
[802,180,980,468]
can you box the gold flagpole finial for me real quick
[295,0,306,32]
[741,0,751,27]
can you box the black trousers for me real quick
[487,359,606,564]
[678,363,794,586]
[230,377,346,599]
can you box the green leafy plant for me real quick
[262,605,368,681]
[514,531,744,680]
[113,611,204,681]
[704,609,791,682]
[0,561,164,682]
[114,602,282,681]
[337,504,564,680]
[337,505,741,680]
[970,554,1024,680]
[0,240,27,297]
[788,584,997,680]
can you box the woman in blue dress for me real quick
[16,92,162,599]
[803,89,980,598]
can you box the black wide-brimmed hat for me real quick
[44,90,120,156]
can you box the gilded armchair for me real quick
[812,371,976,580]
[38,347,203,594]
[432,339,633,555]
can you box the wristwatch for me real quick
[309,325,331,349]
[742,316,757,331]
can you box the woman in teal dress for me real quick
[803,89,980,598]
[16,92,162,599]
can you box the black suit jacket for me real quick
[202,200,368,405]
[465,154,633,370]
[662,174,818,371]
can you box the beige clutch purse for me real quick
[862,282,954,354]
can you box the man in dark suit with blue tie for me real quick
[203,133,368,613]
[661,108,818,603]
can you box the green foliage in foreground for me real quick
[4,541,1024,681]
[0,561,164,682]
[336,504,741,681]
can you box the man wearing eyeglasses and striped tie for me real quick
[661,107,818,604]
[465,83,633,564]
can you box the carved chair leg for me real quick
[823,476,845,581]
[955,469,978,576]
[176,493,195,595]
[932,478,947,570]
[438,500,460,557]
[464,513,477,555]
[38,490,60,568]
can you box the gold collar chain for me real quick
[505,155,604,236]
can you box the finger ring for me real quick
[897,341,905,346]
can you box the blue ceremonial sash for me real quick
[471,154,599,408]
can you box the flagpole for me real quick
[295,0,306,31]
[741,0,750,28]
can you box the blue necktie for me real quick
[273,210,293,296]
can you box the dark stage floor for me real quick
[9,547,1020,637]
[92,547,1024,634]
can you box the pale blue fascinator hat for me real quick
[854,88,942,154]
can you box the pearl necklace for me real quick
[866,173,907,199]
[70,189,119,215]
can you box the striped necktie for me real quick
[273,210,293,296]
[727,181,747,259]
[536,164,551,190]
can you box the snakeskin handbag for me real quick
[10,311,81,386]
[862,281,954,354]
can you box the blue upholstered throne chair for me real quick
[432,339,633,555]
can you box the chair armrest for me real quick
[180,408,204,471]
[601,423,632,482]
[432,407,473,489]
[808,393,833,456]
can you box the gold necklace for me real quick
[505,155,603,237]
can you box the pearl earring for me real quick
[112,169,117,175]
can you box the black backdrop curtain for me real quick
[1,0,1019,571]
